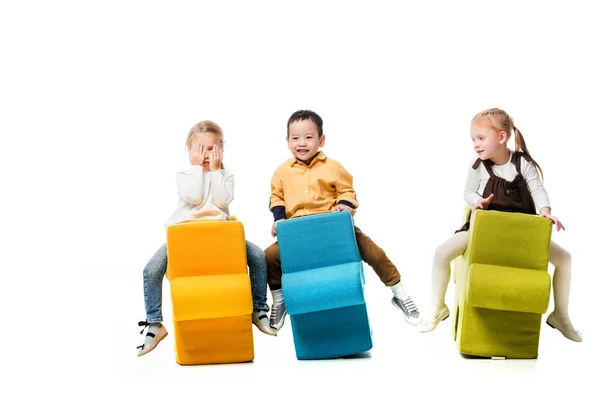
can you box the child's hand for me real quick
[335,204,356,216]
[471,194,494,214]
[208,145,222,171]
[271,221,281,237]
[540,208,565,231]
[189,141,205,166]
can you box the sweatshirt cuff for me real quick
[271,206,287,221]
[337,200,357,209]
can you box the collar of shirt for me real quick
[289,151,327,168]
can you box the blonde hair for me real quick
[472,108,544,181]
[185,120,225,169]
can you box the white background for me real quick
[1,0,598,397]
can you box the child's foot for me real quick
[391,296,422,326]
[269,288,287,331]
[389,280,422,326]
[137,321,168,357]
[419,304,450,333]
[546,311,582,342]
[252,310,277,336]
[269,301,287,331]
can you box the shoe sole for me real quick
[546,314,582,342]
[271,312,287,331]
[253,319,277,336]
[137,328,168,357]
[419,315,449,333]
[419,308,450,333]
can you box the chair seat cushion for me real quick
[282,262,365,315]
[170,273,252,321]
[466,263,551,314]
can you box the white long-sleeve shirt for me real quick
[165,166,235,227]
[463,150,550,214]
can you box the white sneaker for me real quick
[252,310,277,336]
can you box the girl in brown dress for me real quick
[419,108,581,342]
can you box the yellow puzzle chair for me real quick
[452,207,552,358]
[166,219,254,365]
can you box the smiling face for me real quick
[287,118,325,162]
[470,118,508,163]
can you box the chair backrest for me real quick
[166,220,247,280]
[467,210,552,271]
[277,211,361,274]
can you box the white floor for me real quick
[96,266,594,399]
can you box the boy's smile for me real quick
[287,119,325,163]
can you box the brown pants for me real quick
[265,225,401,289]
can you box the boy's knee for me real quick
[264,244,279,261]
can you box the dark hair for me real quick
[287,110,323,137]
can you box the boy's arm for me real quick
[270,169,287,221]
[270,169,286,210]
[271,205,287,221]
[269,169,288,237]
[335,164,359,208]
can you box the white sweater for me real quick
[463,150,550,214]
[164,166,235,227]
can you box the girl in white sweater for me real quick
[137,121,275,357]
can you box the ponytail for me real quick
[513,126,544,181]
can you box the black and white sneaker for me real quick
[392,297,422,326]
[269,301,287,331]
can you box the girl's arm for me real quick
[176,166,206,205]
[463,160,483,206]
[522,159,564,230]
[210,170,235,208]
[522,159,551,213]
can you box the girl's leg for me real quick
[547,240,582,342]
[246,240,276,336]
[142,243,168,323]
[138,244,169,356]
[420,231,469,332]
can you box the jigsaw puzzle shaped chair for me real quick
[452,208,552,358]
[166,219,254,365]
[277,210,372,360]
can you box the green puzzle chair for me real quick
[452,208,553,358]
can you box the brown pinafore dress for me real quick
[456,151,536,233]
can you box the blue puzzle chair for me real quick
[277,210,373,360]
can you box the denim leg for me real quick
[246,240,269,312]
[142,243,168,323]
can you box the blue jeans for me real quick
[143,240,269,323]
